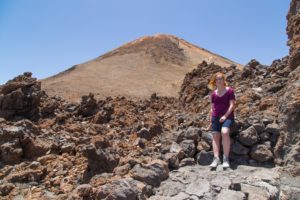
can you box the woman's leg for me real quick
[212,132,221,158]
[221,127,230,157]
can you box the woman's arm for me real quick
[224,99,235,118]
[219,99,235,122]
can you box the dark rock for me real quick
[77,93,98,117]
[238,126,258,146]
[0,72,43,120]
[265,123,280,135]
[82,145,119,177]
[113,164,131,176]
[0,140,23,164]
[179,139,196,158]
[149,124,163,137]
[250,144,273,162]
[95,178,147,200]
[130,160,169,187]
[61,142,76,154]
[164,153,179,169]
[229,181,242,191]
[252,123,265,134]
[259,132,271,141]
[169,142,185,160]
[230,154,249,165]
[197,140,211,152]
[137,128,151,140]
[201,131,213,144]
[231,141,250,155]
[177,126,201,143]
[196,151,214,165]
[179,158,195,167]
[0,183,15,196]
[6,168,46,183]
[72,184,93,198]
[262,118,273,126]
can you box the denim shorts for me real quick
[211,116,234,133]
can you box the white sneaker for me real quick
[222,155,230,169]
[210,157,220,168]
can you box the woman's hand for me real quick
[219,115,227,123]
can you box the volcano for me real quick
[42,34,242,101]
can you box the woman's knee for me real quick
[221,127,230,135]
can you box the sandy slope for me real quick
[42,34,242,101]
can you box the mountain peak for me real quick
[42,34,242,101]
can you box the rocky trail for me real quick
[149,165,300,200]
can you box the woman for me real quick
[208,72,236,169]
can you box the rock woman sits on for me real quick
[208,72,236,169]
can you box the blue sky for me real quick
[0,0,290,84]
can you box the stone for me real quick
[156,181,186,197]
[0,141,23,164]
[82,145,119,177]
[113,163,131,176]
[179,139,196,158]
[77,93,98,117]
[211,176,231,190]
[164,153,179,169]
[197,140,211,152]
[231,141,250,155]
[238,126,258,146]
[0,72,42,120]
[185,178,210,198]
[169,142,185,160]
[240,183,270,200]
[177,126,201,143]
[92,109,112,124]
[230,154,250,165]
[217,189,246,200]
[265,123,280,135]
[149,124,163,137]
[72,184,93,197]
[22,137,52,159]
[252,123,265,134]
[179,158,195,167]
[61,142,75,154]
[6,168,46,183]
[130,160,169,187]
[201,131,213,144]
[259,132,270,141]
[196,151,214,166]
[250,144,273,162]
[262,118,273,126]
[95,178,147,200]
[137,128,151,140]
[0,183,15,196]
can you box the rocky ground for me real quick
[149,165,300,200]
[0,0,300,199]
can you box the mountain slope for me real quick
[42,34,242,101]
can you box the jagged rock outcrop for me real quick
[287,0,300,69]
[0,72,44,120]
[278,0,300,175]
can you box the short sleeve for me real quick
[229,88,236,101]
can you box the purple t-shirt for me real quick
[211,87,235,119]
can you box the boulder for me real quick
[130,160,169,187]
[238,126,258,146]
[250,144,273,162]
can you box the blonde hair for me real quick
[208,72,228,90]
